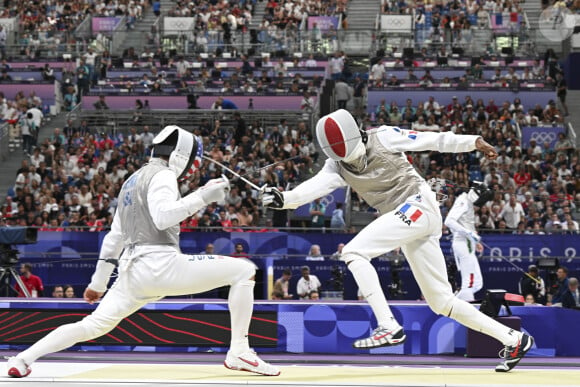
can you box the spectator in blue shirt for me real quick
[211,97,238,110]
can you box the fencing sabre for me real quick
[202,154,264,191]
[238,155,301,179]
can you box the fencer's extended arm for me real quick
[283,159,348,209]
[147,170,228,230]
[147,170,203,230]
[376,126,479,153]
[89,212,123,292]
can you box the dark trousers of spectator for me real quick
[22,134,34,155]
[77,80,89,102]
[337,100,347,109]
[558,94,569,116]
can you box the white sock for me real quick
[348,259,399,330]
[19,322,90,365]
[448,298,521,346]
[228,279,255,354]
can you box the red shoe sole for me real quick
[8,366,31,378]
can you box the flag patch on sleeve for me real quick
[395,203,423,226]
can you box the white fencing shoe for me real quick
[353,325,406,349]
[224,350,280,376]
[7,357,31,378]
[495,333,534,372]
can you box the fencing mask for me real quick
[316,109,366,162]
[151,125,203,182]
[468,181,494,207]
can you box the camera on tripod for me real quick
[537,257,559,296]
[388,257,408,298]
[0,227,38,297]
[327,265,345,291]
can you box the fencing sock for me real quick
[448,298,521,346]
[228,279,255,354]
[348,258,399,330]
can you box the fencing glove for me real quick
[199,175,230,205]
[262,187,284,209]
[468,231,481,243]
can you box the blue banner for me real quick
[521,126,566,148]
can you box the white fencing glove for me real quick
[262,187,284,209]
[468,231,481,243]
[199,175,230,205]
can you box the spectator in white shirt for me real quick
[304,54,318,67]
[296,266,322,300]
[329,51,344,80]
[370,59,386,83]
[498,195,526,228]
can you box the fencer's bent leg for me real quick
[342,196,434,330]
[157,254,258,354]
[228,278,255,354]
[345,255,398,330]
[402,237,520,346]
[227,260,256,354]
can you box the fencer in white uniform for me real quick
[263,109,533,372]
[444,182,494,302]
[7,126,280,377]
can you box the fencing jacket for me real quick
[88,158,206,292]
[283,126,479,215]
[445,192,477,241]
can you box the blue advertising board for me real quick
[10,232,580,300]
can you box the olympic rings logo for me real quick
[530,131,557,144]
[319,194,336,208]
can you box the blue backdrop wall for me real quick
[10,232,580,300]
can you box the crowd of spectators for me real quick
[369,58,555,89]
[382,0,525,17]
[1,111,320,233]
[45,44,326,106]
[395,94,578,235]
[1,0,149,59]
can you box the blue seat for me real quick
[469,170,483,181]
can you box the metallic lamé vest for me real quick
[452,193,476,238]
[118,158,179,247]
[337,130,423,214]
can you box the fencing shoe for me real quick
[495,333,534,372]
[353,325,406,349]
[7,357,31,378]
[224,350,280,376]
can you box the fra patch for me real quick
[395,203,423,226]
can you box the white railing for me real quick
[567,122,577,145]
[0,123,10,162]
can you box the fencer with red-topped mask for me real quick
[7,125,280,378]
[264,109,533,372]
